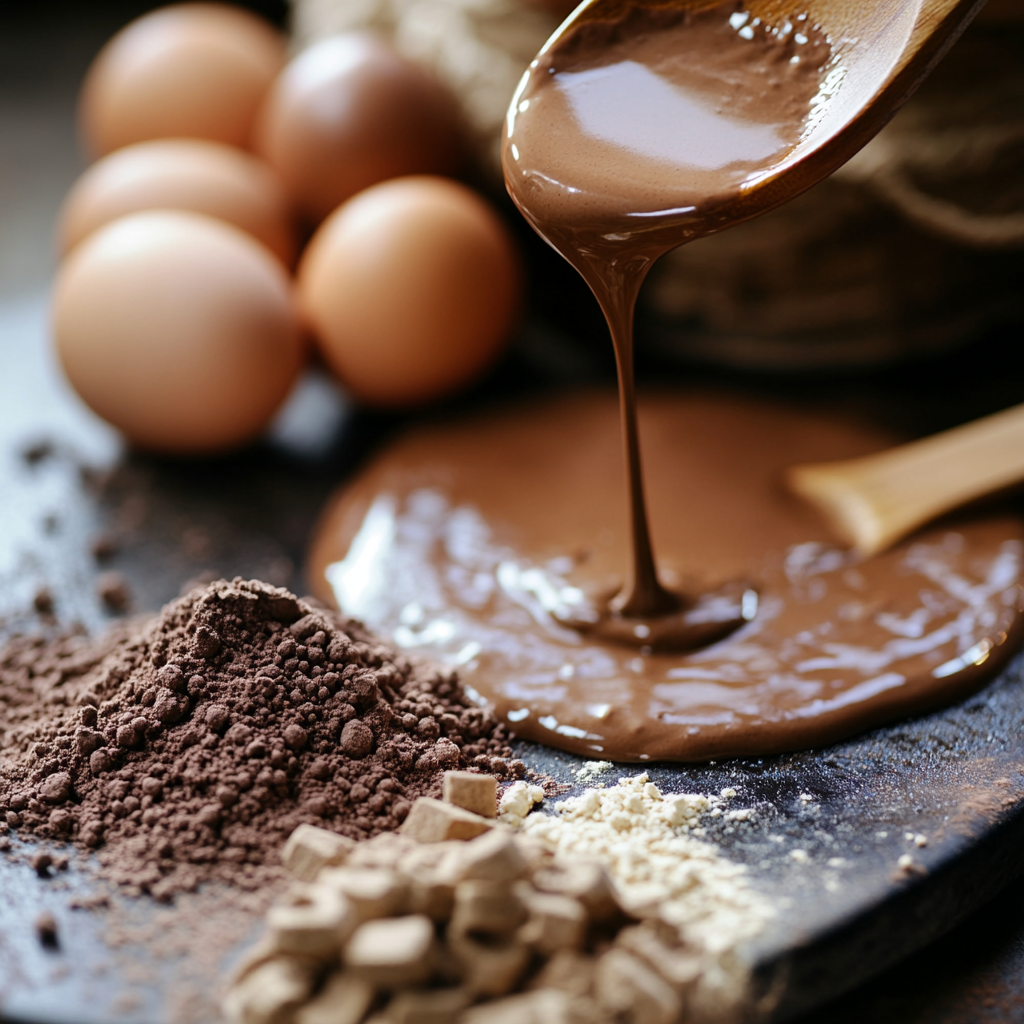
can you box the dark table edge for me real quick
[752,800,1024,1021]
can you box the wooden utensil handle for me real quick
[787,402,1024,556]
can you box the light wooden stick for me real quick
[786,402,1024,557]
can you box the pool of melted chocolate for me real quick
[308,393,1024,762]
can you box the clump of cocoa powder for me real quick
[0,579,518,901]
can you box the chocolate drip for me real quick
[503,1,830,644]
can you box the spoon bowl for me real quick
[520,0,986,231]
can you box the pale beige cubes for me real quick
[344,915,436,987]
[442,771,498,818]
[282,824,356,883]
[224,770,642,1024]
[268,884,356,956]
[295,974,374,1024]
[398,797,494,843]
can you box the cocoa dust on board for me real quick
[0,578,519,900]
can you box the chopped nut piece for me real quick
[595,949,682,1024]
[400,797,494,843]
[397,839,467,875]
[385,987,471,1024]
[443,771,498,818]
[451,879,528,938]
[615,923,700,994]
[283,824,356,882]
[345,915,436,988]
[408,873,457,922]
[223,956,318,1024]
[319,867,408,921]
[531,860,620,925]
[516,888,586,955]
[268,884,356,956]
[456,829,529,883]
[616,881,671,919]
[459,988,589,1024]
[295,973,374,1024]
[448,932,530,998]
[529,950,597,998]
[228,939,278,987]
[348,832,421,870]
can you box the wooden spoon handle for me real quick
[786,402,1024,557]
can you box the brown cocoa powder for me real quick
[0,578,518,900]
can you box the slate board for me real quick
[5,288,1024,1024]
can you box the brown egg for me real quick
[80,3,286,157]
[53,210,304,454]
[57,138,296,265]
[297,176,521,408]
[254,33,464,225]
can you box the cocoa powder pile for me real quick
[0,579,518,900]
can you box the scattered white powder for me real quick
[498,780,546,826]
[725,808,754,822]
[511,772,774,1016]
[790,849,809,863]
[575,760,614,783]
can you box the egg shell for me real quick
[57,138,296,265]
[53,209,304,454]
[297,176,521,408]
[80,3,286,157]
[254,33,464,225]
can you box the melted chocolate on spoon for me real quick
[503,0,829,647]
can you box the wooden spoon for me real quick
[787,403,1024,557]
[545,0,987,230]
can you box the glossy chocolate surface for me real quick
[309,393,1024,761]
